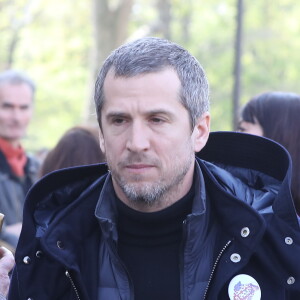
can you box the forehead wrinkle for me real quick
[144,108,175,118]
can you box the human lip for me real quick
[8,124,22,129]
[126,164,154,169]
[125,164,155,172]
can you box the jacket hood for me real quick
[198,131,297,227]
[198,131,290,182]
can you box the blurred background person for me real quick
[238,91,300,223]
[39,125,105,177]
[0,70,39,250]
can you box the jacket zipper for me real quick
[65,270,81,300]
[202,239,232,300]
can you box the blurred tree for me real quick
[84,0,134,125]
[156,0,172,40]
[241,0,300,104]
[91,0,133,74]
[9,0,92,151]
[0,0,41,69]
[1,0,300,151]
[232,0,244,130]
[84,0,173,125]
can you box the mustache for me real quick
[118,153,161,167]
[8,122,22,126]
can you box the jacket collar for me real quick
[95,173,119,241]
[95,162,207,219]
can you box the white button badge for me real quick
[228,274,261,300]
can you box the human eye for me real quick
[111,116,127,125]
[1,103,13,110]
[149,113,169,125]
[237,126,245,132]
[237,121,246,132]
[20,105,30,110]
[150,116,164,124]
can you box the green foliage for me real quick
[1,0,300,152]
[0,0,92,151]
[171,0,236,131]
[241,0,300,105]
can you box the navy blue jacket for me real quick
[9,132,300,299]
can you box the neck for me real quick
[0,137,20,149]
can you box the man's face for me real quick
[0,83,34,146]
[100,68,210,211]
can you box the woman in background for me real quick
[39,126,105,177]
[239,91,300,221]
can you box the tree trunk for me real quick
[156,0,172,40]
[84,0,133,125]
[0,0,39,69]
[232,0,244,130]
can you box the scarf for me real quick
[0,137,27,177]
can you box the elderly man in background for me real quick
[0,70,39,250]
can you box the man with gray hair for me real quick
[4,37,300,299]
[0,70,39,250]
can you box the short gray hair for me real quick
[94,37,209,128]
[0,70,36,94]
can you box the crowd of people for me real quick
[0,37,299,299]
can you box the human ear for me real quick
[99,129,106,154]
[192,112,210,152]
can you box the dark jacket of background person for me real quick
[0,153,39,248]
[0,153,39,225]
[8,132,300,300]
[39,126,105,177]
[239,92,300,217]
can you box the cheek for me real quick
[20,111,33,124]
[254,126,263,136]
[24,115,32,124]
[103,138,125,158]
[0,112,9,122]
[155,137,189,161]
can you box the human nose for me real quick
[126,121,150,152]
[11,108,22,120]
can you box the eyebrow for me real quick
[105,112,129,120]
[1,100,31,108]
[105,109,175,119]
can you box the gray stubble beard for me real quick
[111,150,194,207]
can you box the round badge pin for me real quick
[228,274,261,300]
